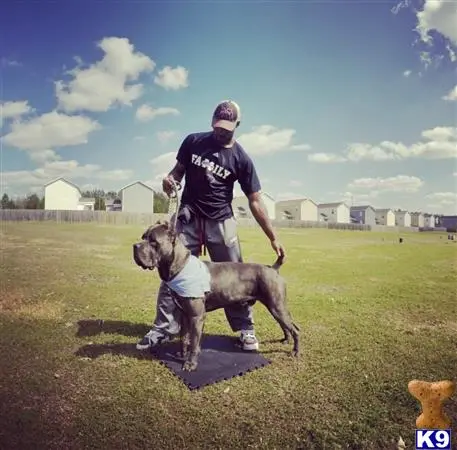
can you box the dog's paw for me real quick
[291,350,299,358]
[182,360,198,372]
[280,337,290,344]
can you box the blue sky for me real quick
[1,0,456,214]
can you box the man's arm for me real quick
[247,191,277,242]
[168,161,186,183]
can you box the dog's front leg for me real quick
[182,298,205,372]
[179,313,190,360]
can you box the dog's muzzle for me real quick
[132,243,153,270]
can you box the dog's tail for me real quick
[270,254,285,271]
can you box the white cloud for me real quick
[425,192,457,213]
[2,160,133,195]
[156,130,177,144]
[275,192,308,201]
[340,190,379,204]
[291,144,311,151]
[1,58,21,68]
[443,85,457,101]
[453,172,457,177]
[425,192,457,205]
[403,70,412,77]
[345,143,397,162]
[154,66,189,90]
[237,125,310,156]
[348,175,424,193]
[135,104,180,122]
[288,180,302,188]
[393,0,457,68]
[2,110,101,162]
[145,151,177,192]
[55,37,155,113]
[416,0,457,47]
[1,100,34,120]
[421,126,457,141]
[307,152,346,163]
[345,126,457,161]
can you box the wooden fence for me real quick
[0,209,422,233]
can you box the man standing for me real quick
[137,100,285,352]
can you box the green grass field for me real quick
[1,221,456,449]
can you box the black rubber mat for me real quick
[150,334,271,390]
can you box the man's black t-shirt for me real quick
[176,131,261,221]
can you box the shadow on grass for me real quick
[76,319,150,338]
[74,330,289,362]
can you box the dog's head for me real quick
[132,220,176,271]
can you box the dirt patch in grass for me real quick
[0,287,28,312]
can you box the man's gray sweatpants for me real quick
[150,212,255,336]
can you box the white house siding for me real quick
[232,192,275,220]
[410,213,424,228]
[120,182,154,213]
[300,200,318,221]
[375,209,395,226]
[424,215,435,228]
[318,203,350,224]
[44,179,81,210]
[276,199,318,221]
[394,211,411,227]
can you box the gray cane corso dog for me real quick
[132,220,300,372]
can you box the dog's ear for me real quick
[155,219,169,228]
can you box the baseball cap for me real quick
[211,100,241,131]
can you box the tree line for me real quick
[1,189,170,213]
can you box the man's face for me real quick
[212,126,235,146]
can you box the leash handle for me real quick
[167,178,182,236]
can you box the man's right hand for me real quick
[162,175,175,197]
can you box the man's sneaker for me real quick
[239,330,259,351]
[136,329,171,350]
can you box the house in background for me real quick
[232,192,275,220]
[317,202,350,224]
[350,205,376,226]
[423,213,435,228]
[119,181,155,213]
[410,212,424,228]
[375,208,396,226]
[275,198,318,221]
[105,198,122,212]
[77,197,96,211]
[439,215,457,232]
[394,210,411,227]
[44,177,94,211]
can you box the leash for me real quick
[167,178,206,256]
[167,178,182,242]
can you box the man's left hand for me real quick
[271,239,286,258]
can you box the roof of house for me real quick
[43,177,82,194]
[260,191,275,201]
[350,205,375,211]
[394,210,410,214]
[375,208,393,213]
[276,197,317,206]
[318,202,348,208]
[410,211,424,216]
[119,181,155,192]
[423,213,434,217]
